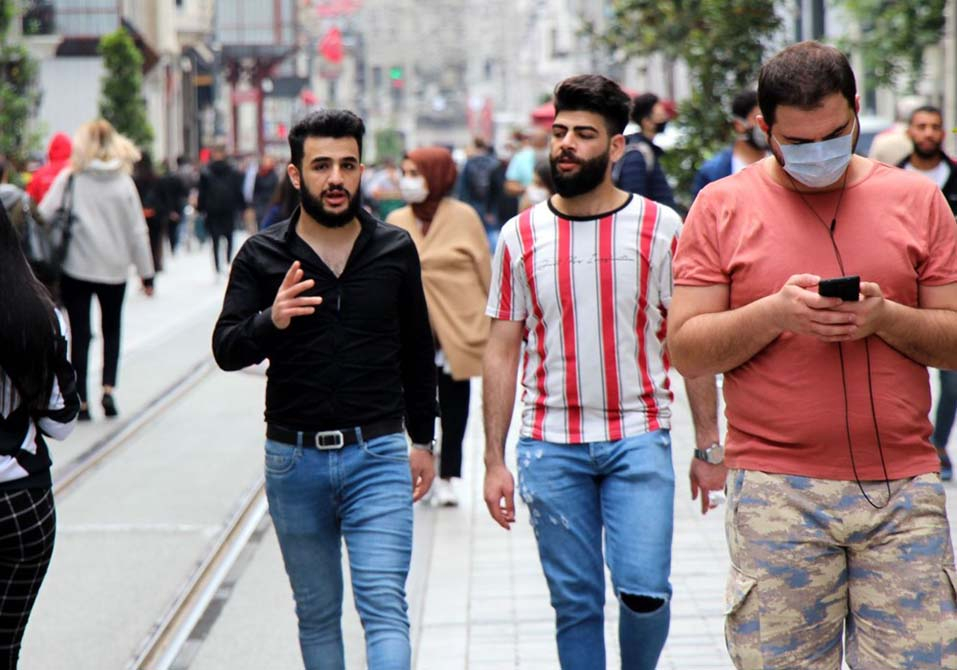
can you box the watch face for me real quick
[709,444,724,463]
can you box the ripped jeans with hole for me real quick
[517,431,675,670]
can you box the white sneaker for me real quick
[432,478,459,507]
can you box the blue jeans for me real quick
[517,431,675,670]
[264,433,413,670]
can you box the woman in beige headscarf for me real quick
[388,147,491,506]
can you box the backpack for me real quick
[464,154,498,203]
[611,139,657,185]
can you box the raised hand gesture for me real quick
[271,261,323,330]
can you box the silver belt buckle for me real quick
[315,430,345,450]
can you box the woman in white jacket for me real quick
[39,119,155,421]
[0,204,80,668]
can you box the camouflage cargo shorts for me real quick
[725,469,957,669]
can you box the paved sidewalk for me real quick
[412,378,733,669]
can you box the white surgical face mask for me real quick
[526,185,550,205]
[399,175,429,204]
[733,116,769,151]
[773,118,856,188]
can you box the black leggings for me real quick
[437,368,471,479]
[60,275,127,403]
[0,488,55,669]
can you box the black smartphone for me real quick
[818,275,860,301]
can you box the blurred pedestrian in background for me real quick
[133,152,170,273]
[898,104,957,480]
[0,204,80,668]
[0,156,53,295]
[39,119,154,422]
[868,95,926,165]
[504,127,548,202]
[251,156,279,228]
[691,90,768,202]
[388,147,492,507]
[363,158,405,219]
[259,173,299,230]
[25,133,71,205]
[486,139,520,244]
[198,143,246,275]
[519,158,555,210]
[613,92,677,210]
[174,155,200,249]
[457,137,499,232]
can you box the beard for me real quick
[914,142,943,160]
[299,183,360,228]
[549,149,610,198]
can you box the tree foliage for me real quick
[0,0,41,161]
[597,0,780,208]
[834,0,946,93]
[99,28,153,148]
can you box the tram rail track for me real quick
[128,476,268,670]
[52,357,217,498]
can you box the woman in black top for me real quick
[0,205,80,668]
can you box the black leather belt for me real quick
[266,418,404,450]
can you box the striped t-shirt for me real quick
[486,195,682,444]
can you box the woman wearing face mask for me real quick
[387,148,492,507]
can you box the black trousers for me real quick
[146,216,167,273]
[206,214,235,273]
[437,367,471,479]
[60,275,127,403]
[0,488,55,669]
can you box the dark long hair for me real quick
[0,205,58,411]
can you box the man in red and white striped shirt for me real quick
[482,75,720,670]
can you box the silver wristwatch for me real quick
[411,440,436,453]
[693,442,724,465]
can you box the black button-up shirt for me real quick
[212,207,437,443]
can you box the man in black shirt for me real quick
[212,110,437,670]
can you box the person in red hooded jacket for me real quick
[26,133,72,204]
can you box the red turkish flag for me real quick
[318,27,344,64]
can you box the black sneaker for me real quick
[78,406,91,422]
[101,393,118,418]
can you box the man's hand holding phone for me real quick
[828,279,887,342]
[773,273,856,340]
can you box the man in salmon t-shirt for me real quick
[669,41,957,669]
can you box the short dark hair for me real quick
[630,93,660,125]
[758,41,856,128]
[288,109,365,170]
[731,90,759,120]
[909,105,943,124]
[553,74,630,136]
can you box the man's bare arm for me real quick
[684,375,719,448]
[504,180,526,198]
[483,319,524,466]
[845,282,957,368]
[668,275,853,377]
[482,319,524,529]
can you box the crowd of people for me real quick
[3,36,957,670]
